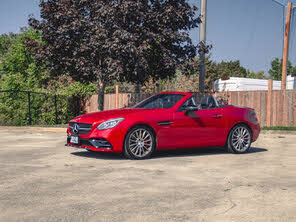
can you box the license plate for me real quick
[70,136,79,144]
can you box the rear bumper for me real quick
[251,123,261,142]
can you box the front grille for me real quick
[89,139,113,149]
[67,137,112,149]
[80,139,93,147]
[69,122,92,135]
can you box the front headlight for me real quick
[97,118,125,130]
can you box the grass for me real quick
[262,126,296,131]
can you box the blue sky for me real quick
[0,0,296,75]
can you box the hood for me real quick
[70,108,151,124]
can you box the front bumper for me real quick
[65,125,127,153]
[65,136,115,152]
[67,135,112,147]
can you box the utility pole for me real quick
[272,0,295,90]
[199,0,207,93]
[281,2,292,90]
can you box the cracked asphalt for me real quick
[0,127,295,222]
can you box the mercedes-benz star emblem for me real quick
[73,123,79,134]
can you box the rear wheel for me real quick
[227,124,252,154]
[124,126,155,160]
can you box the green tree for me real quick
[0,28,49,90]
[214,60,247,78]
[0,33,16,78]
[246,70,267,79]
[28,0,201,110]
[0,28,96,125]
[180,57,250,90]
[268,58,296,80]
[0,33,15,57]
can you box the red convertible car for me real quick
[66,92,260,159]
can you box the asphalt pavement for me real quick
[0,127,295,222]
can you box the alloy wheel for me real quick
[231,126,251,152]
[128,128,153,158]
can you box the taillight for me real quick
[248,109,258,124]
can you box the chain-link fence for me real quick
[0,90,83,126]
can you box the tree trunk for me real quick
[97,81,105,111]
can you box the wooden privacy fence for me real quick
[214,90,296,127]
[85,92,152,113]
[85,87,296,127]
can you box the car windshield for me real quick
[134,94,185,109]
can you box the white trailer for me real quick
[214,76,296,92]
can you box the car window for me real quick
[179,97,197,111]
[135,94,185,109]
[183,97,197,107]
[200,96,219,109]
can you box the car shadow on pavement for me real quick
[71,147,267,160]
[153,146,267,159]
[71,151,124,160]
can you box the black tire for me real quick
[226,124,252,154]
[124,125,156,160]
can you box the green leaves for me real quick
[269,58,282,80]
[0,28,41,76]
[178,56,268,91]
[0,28,96,125]
[0,33,15,57]
[57,81,96,98]
[268,58,296,80]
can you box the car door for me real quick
[171,110,207,148]
[170,98,227,148]
[192,107,227,146]
[156,97,201,149]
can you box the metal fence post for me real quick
[28,91,32,125]
[54,95,58,124]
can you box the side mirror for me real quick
[184,106,199,118]
[183,106,199,111]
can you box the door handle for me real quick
[213,114,223,119]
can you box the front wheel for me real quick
[227,124,252,154]
[124,126,155,160]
